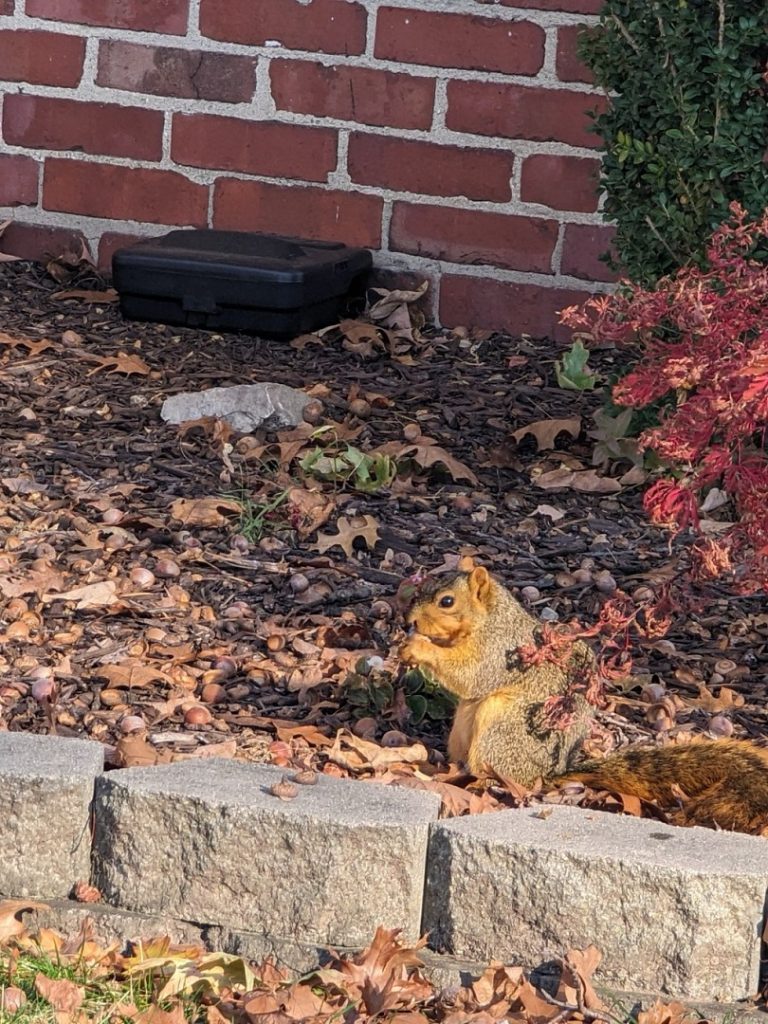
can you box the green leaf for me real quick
[556,340,598,391]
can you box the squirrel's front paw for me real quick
[399,634,433,666]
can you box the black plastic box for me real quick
[112,229,373,337]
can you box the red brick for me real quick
[97,231,149,272]
[214,179,382,248]
[270,60,434,130]
[521,154,600,212]
[0,0,14,13]
[97,41,255,103]
[172,115,337,183]
[375,8,544,75]
[0,30,85,86]
[561,223,618,282]
[43,160,208,227]
[200,0,366,56]
[500,0,602,12]
[390,203,557,274]
[25,0,188,34]
[556,26,595,84]
[440,274,593,341]
[447,81,606,149]
[0,222,90,263]
[348,135,513,201]
[4,95,163,161]
[0,154,39,206]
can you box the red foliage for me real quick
[517,590,676,729]
[561,202,768,592]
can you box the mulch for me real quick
[1,257,767,814]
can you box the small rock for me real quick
[161,383,312,433]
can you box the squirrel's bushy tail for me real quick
[556,740,768,834]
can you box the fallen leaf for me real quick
[86,352,151,376]
[378,435,477,484]
[512,417,581,451]
[533,504,566,521]
[43,580,120,609]
[34,973,84,1015]
[95,660,173,688]
[170,496,243,528]
[0,899,49,942]
[534,466,622,494]
[52,288,119,303]
[315,515,380,557]
[287,486,336,538]
[329,730,428,772]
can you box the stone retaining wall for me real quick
[5,733,768,1004]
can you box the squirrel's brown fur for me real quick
[399,565,768,834]
[399,565,593,786]
[557,741,768,834]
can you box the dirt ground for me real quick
[1,258,766,817]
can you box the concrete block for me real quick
[423,804,768,1002]
[0,734,103,898]
[32,900,205,949]
[92,760,439,946]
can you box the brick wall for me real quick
[0,0,614,337]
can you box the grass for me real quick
[0,946,199,1024]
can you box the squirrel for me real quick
[398,563,594,786]
[398,564,768,834]
[557,741,768,834]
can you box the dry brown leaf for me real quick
[287,486,336,538]
[0,899,49,942]
[392,776,501,818]
[0,564,65,599]
[637,1001,698,1024]
[381,436,477,484]
[170,496,242,528]
[86,352,151,376]
[330,730,429,772]
[34,973,84,1016]
[512,417,582,451]
[43,580,120,609]
[534,466,622,494]
[339,319,386,358]
[96,660,173,689]
[171,739,238,761]
[133,1005,186,1024]
[52,288,119,304]
[115,732,163,768]
[694,683,745,712]
[315,515,380,557]
[561,945,605,1011]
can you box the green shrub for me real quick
[580,1,768,284]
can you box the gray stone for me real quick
[206,927,337,974]
[31,899,205,949]
[160,383,311,432]
[423,804,768,1002]
[0,734,103,898]
[92,760,439,947]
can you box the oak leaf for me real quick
[512,417,581,451]
[0,898,49,942]
[86,356,151,380]
[44,580,120,609]
[534,466,622,493]
[387,435,478,484]
[170,496,242,527]
[315,515,380,557]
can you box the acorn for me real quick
[184,704,213,726]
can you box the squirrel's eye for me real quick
[439,595,455,609]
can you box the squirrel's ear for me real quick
[458,555,476,573]
[468,566,492,604]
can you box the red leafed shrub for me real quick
[561,202,768,592]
